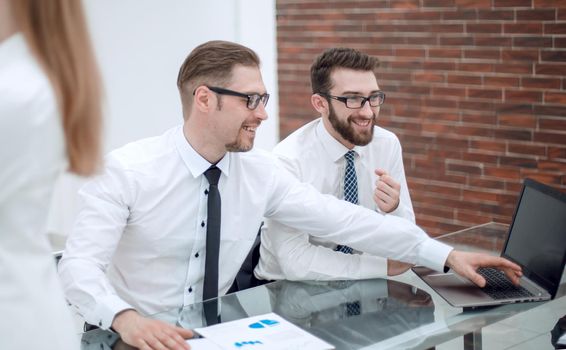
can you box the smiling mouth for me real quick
[351,118,372,127]
[243,125,258,132]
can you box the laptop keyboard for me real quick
[477,267,534,300]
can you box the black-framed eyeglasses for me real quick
[318,91,386,109]
[207,86,270,110]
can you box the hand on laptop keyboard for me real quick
[445,251,522,288]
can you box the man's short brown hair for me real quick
[310,47,379,94]
[177,40,260,117]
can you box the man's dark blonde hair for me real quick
[177,40,260,118]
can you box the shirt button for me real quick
[195,252,199,258]
[201,221,205,227]
[188,287,193,293]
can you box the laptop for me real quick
[412,178,566,309]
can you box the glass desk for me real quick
[81,223,566,349]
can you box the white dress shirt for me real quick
[59,125,452,330]
[255,118,416,281]
[0,33,79,349]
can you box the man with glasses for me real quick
[60,41,521,350]
[255,47,418,281]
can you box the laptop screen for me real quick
[503,180,566,297]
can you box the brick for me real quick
[455,0,491,8]
[539,117,566,130]
[499,113,537,128]
[545,91,566,104]
[458,62,493,73]
[406,36,439,45]
[504,23,543,34]
[413,72,446,83]
[394,48,426,58]
[477,10,515,20]
[497,103,534,114]
[516,9,556,20]
[474,36,513,47]
[560,9,566,20]
[422,97,459,109]
[536,63,566,75]
[484,166,521,180]
[545,23,566,34]
[389,0,421,8]
[541,50,566,62]
[534,104,566,117]
[464,49,501,60]
[555,38,566,48]
[507,143,547,156]
[462,189,499,203]
[423,0,456,7]
[443,10,478,20]
[484,76,521,88]
[433,86,467,97]
[499,155,539,168]
[519,172,563,185]
[462,113,498,125]
[494,0,532,7]
[440,36,475,46]
[461,152,499,163]
[521,77,562,89]
[378,72,412,82]
[501,49,539,61]
[537,160,566,172]
[467,23,503,34]
[548,146,566,159]
[468,178,507,190]
[496,63,534,74]
[447,162,483,175]
[468,88,503,100]
[470,140,507,152]
[535,0,566,8]
[534,132,566,145]
[448,74,482,85]
[505,90,543,103]
[460,100,496,112]
[424,61,457,71]
[429,48,462,59]
[493,128,533,141]
[513,36,553,47]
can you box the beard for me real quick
[225,136,253,152]
[328,103,375,146]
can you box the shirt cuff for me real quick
[417,239,453,273]
[357,254,388,279]
[85,295,134,330]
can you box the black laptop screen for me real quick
[503,182,566,296]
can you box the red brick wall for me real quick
[277,0,566,236]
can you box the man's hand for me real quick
[387,259,413,276]
[445,250,522,287]
[112,310,193,350]
[373,169,401,213]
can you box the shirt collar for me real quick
[174,125,230,178]
[316,118,360,162]
[0,33,27,66]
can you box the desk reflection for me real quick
[81,279,433,350]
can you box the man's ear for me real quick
[311,93,329,115]
[193,85,214,112]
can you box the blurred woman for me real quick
[0,0,102,348]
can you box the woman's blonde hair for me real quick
[13,0,102,176]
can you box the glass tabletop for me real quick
[81,222,566,349]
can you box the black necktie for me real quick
[203,166,221,301]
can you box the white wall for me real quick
[47,0,279,235]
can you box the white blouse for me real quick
[0,33,79,349]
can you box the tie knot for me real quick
[204,166,221,186]
[345,150,356,163]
